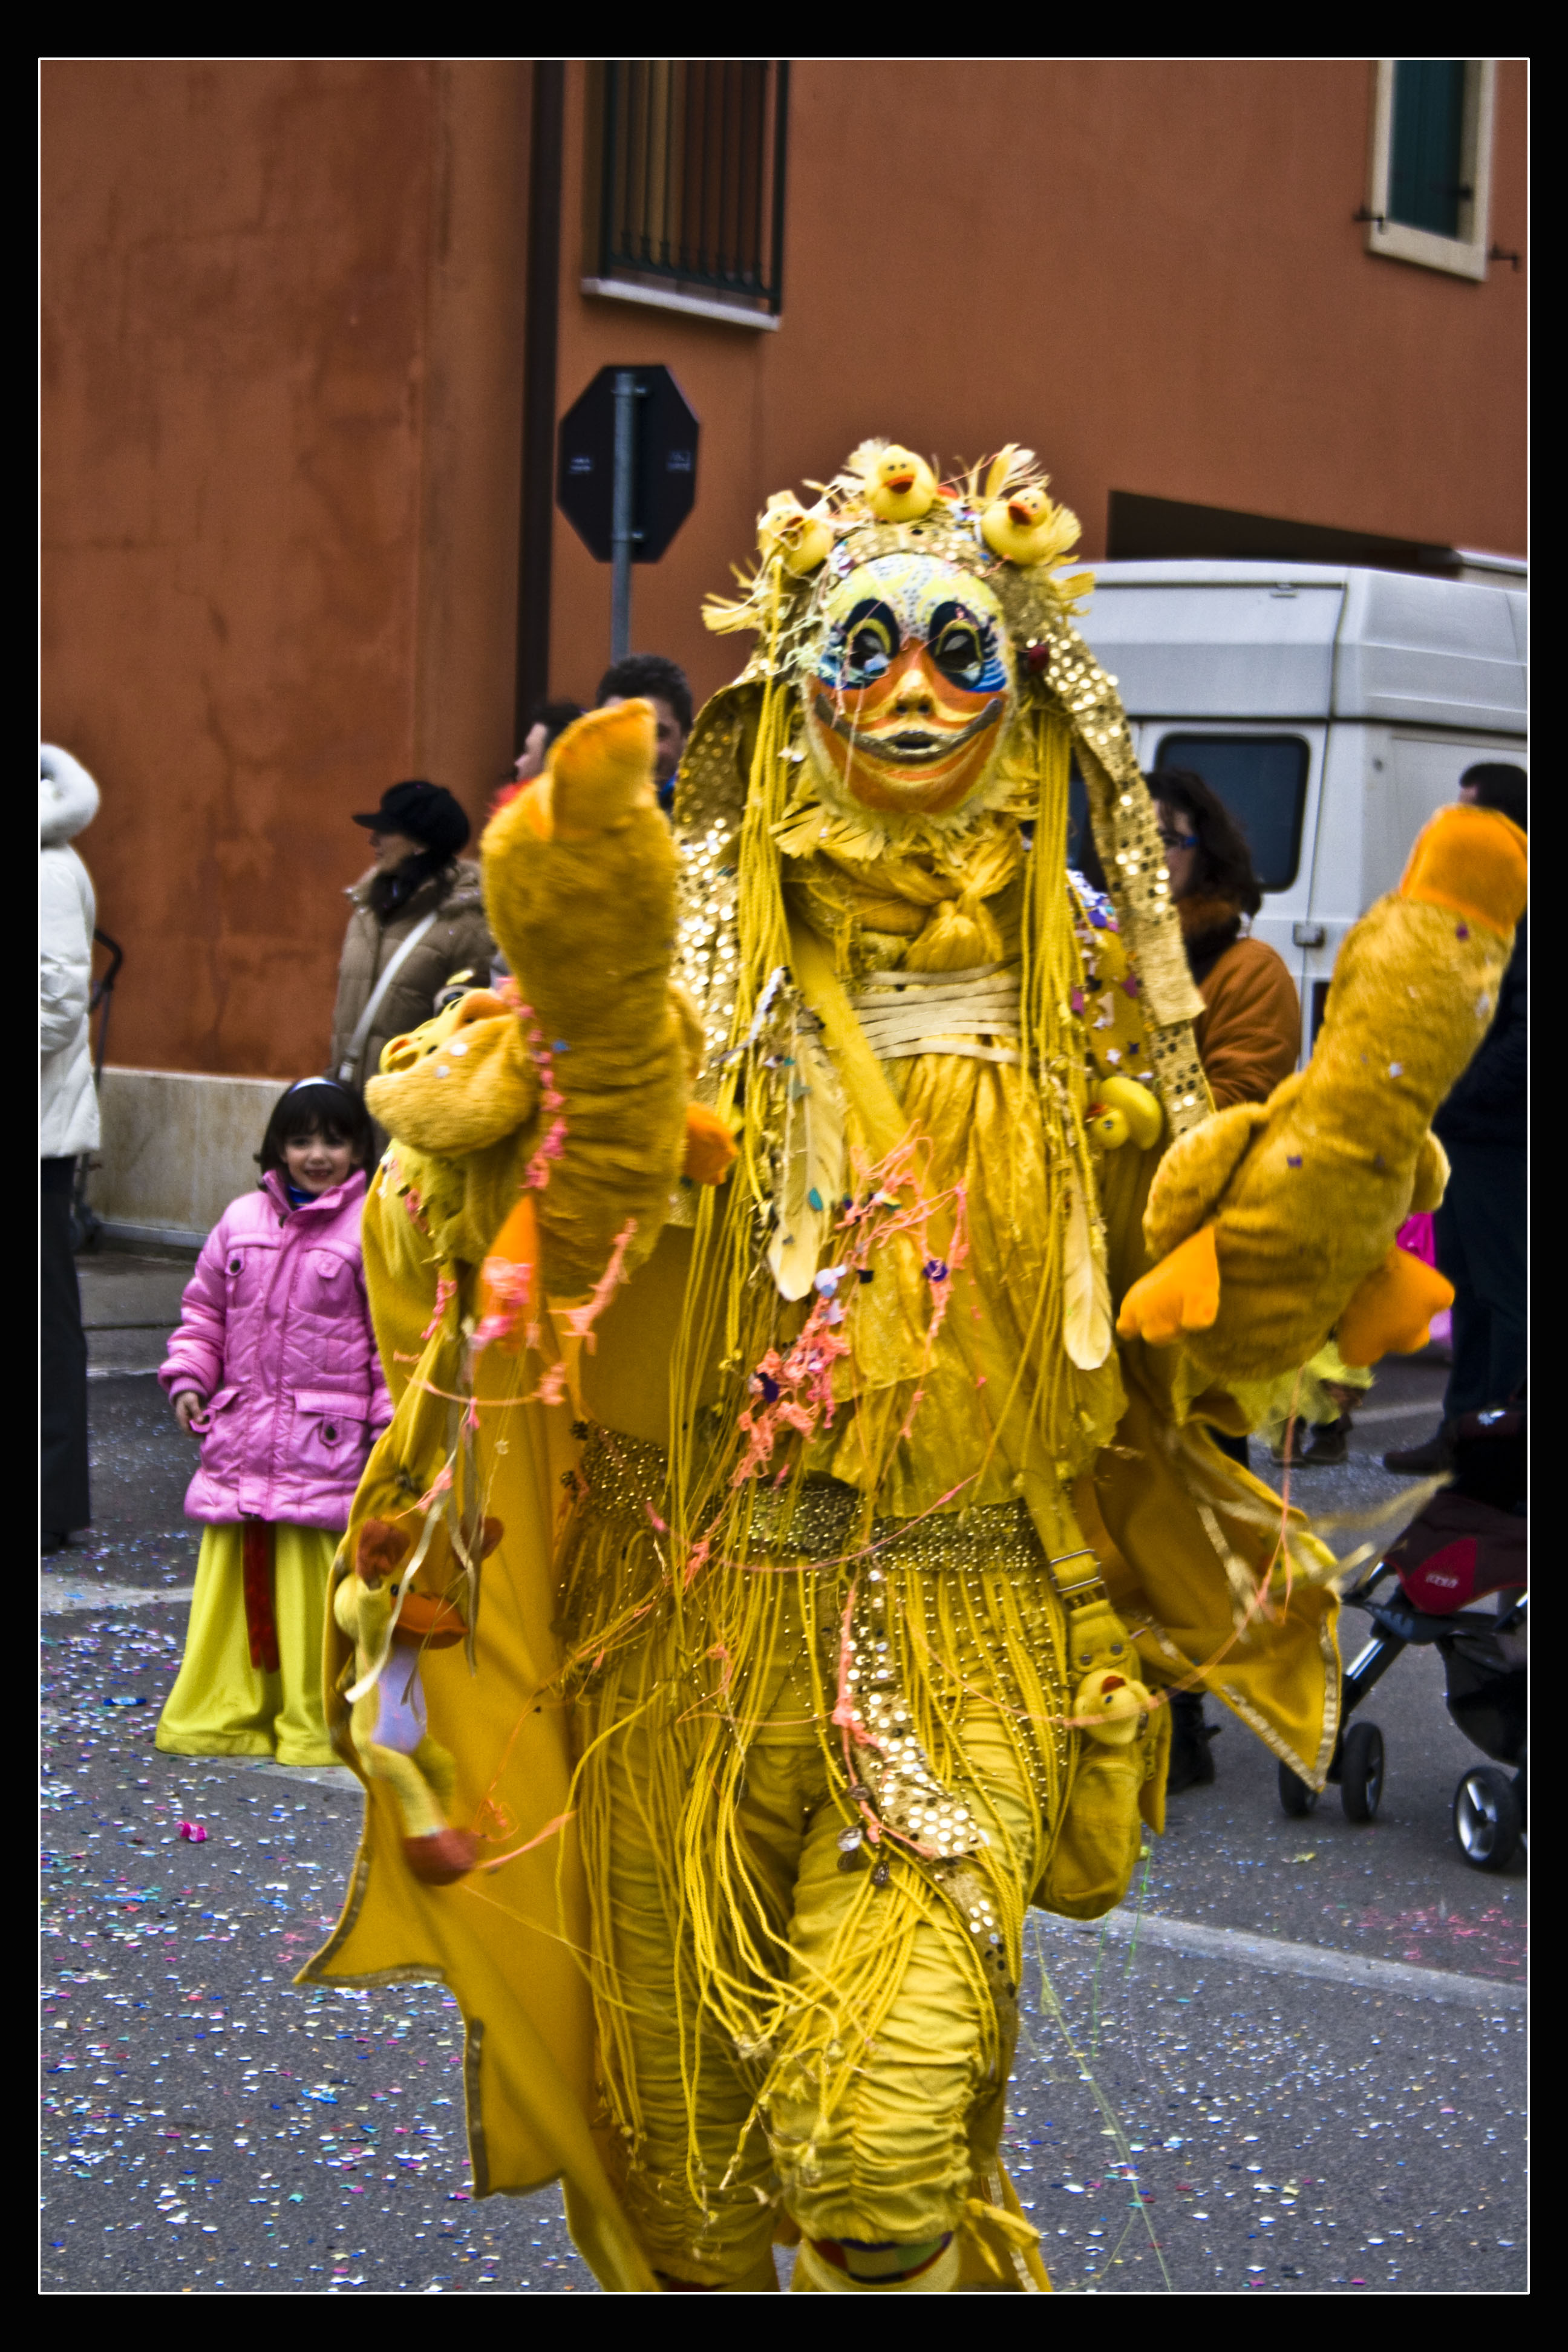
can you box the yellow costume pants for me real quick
[581,1659,1048,2289]
[156,1523,338,1768]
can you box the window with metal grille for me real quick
[1390,60,1469,238]
[596,61,789,321]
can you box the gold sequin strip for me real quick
[672,701,751,1099]
[1038,621,1212,1140]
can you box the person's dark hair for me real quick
[524,699,585,759]
[596,654,693,737]
[1462,762,1527,833]
[256,1079,374,1181]
[353,779,470,858]
[1146,766,1263,918]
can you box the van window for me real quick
[1152,734,1310,892]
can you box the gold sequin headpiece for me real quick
[704,439,1095,682]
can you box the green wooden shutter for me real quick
[1390,61,1468,238]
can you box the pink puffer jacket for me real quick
[159,1169,391,1529]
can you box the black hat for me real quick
[352,780,470,858]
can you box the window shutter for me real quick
[1389,61,1469,239]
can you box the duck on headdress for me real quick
[757,491,834,576]
[859,442,939,524]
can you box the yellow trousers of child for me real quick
[156,1522,338,1768]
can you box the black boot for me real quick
[1302,1415,1350,1465]
[1384,1420,1453,1474]
[1166,1690,1220,1792]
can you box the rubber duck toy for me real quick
[981,482,1081,568]
[1086,1073,1163,1152]
[758,491,833,577]
[1073,1666,1155,1746]
[864,444,938,523]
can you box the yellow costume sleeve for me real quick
[1120,804,1527,1383]
[301,706,688,2284]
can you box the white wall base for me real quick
[88,1067,295,1246]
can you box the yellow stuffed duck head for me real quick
[1073,1666,1156,1746]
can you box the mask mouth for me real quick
[814,693,1005,765]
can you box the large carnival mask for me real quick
[803,552,1016,820]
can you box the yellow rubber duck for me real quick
[981,483,1080,567]
[757,491,833,576]
[1073,1666,1155,1746]
[1086,1072,1163,1152]
[864,445,938,523]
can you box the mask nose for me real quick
[892,666,935,714]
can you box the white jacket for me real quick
[41,746,101,1159]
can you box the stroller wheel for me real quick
[1278,1760,1319,1817]
[1453,1766,1523,1871]
[1339,1721,1384,1822]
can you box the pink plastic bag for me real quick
[1396,1213,1451,1344]
[1396,1212,1435,1264]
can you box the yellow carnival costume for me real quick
[302,445,1524,2294]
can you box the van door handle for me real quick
[1292,921,1326,948]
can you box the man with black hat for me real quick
[329,780,495,1104]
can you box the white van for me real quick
[1076,558,1528,1060]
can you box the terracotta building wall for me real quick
[547,56,1526,712]
[41,59,529,1081]
[43,59,1524,1083]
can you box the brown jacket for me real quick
[1181,895,1301,1109]
[330,860,495,1093]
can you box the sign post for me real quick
[557,365,701,664]
[610,370,638,663]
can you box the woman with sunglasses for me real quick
[1147,767,1301,1110]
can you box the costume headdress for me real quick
[677,438,1207,1120]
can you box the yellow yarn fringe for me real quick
[555,1501,1068,2235]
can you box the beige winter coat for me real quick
[330,861,495,1093]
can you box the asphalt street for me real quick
[40,1257,1525,2293]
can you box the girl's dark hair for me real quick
[256,1079,374,1180]
[1146,766,1263,916]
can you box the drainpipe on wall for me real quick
[516,60,565,745]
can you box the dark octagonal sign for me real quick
[556,365,701,564]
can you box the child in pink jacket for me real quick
[157,1080,390,1767]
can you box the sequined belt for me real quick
[575,1422,1044,1573]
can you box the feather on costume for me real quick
[301,450,1517,2293]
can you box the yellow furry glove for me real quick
[1118,803,1526,1381]
[481,702,690,1296]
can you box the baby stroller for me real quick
[1277,1407,1526,1870]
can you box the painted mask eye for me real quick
[831,599,901,688]
[927,600,1004,691]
